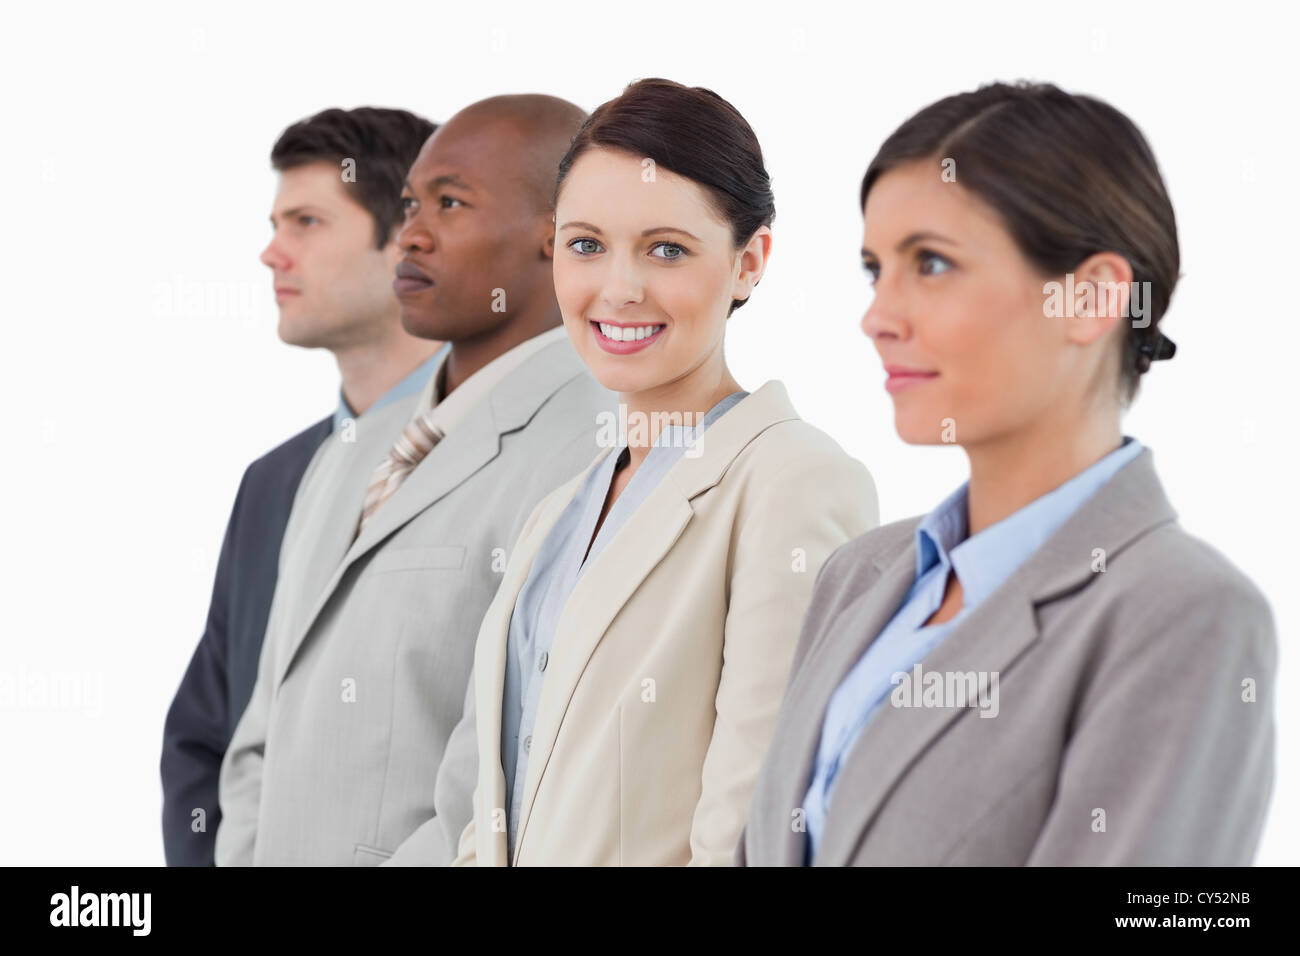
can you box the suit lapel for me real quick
[284,405,414,672]
[472,454,607,865]
[766,540,918,865]
[274,338,588,691]
[512,380,801,857]
[797,448,1176,865]
[347,400,501,563]
[813,557,1039,865]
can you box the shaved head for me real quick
[393,93,588,359]
[436,94,588,214]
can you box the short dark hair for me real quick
[861,81,1179,405]
[555,77,775,317]
[271,106,437,249]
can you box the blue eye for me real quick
[569,238,602,256]
[298,215,319,226]
[918,250,953,276]
[650,241,687,260]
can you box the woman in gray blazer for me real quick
[739,81,1277,866]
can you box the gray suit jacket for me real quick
[739,448,1276,866]
[216,336,613,866]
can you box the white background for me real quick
[0,0,1294,865]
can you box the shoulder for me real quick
[817,515,921,586]
[241,415,333,488]
[528,366,614,432]
[732,416,874,493]
[1102,520,1275,637]
[708,414,880,540]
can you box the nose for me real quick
[397,209,433,255]
[598,251,645,310]
[860,270,908,344]
[260,234,291,273]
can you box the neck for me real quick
[619,354,742,471]
[963,410,1122,536]
[442,302,564,398]
[334,322,439,417]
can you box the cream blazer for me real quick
[448,380,879,865]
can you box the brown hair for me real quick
[272,106,437,249]
[555,77,775,316]
[861,81,1178,404]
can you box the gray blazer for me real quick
[739,448,1276,866]
[216,337,613,866]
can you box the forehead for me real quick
[407,117,527,192]
[863,160,1004,241]
[557,148,725,233]
[272,161,353,210]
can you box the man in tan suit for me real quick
[216,94,614,865]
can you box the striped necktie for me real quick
[357,410,444,535]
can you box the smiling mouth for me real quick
[589,320,666,355]
[593,321,665,342]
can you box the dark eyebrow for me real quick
[861,230,960,259]
[407,173,474,194]
[557,221,701,241]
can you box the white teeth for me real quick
[597,322,663,342]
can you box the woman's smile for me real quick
[590,319,667,354]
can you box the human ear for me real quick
[1063,251,1134,348]
[730,225,773,304]
[540,215,557,261]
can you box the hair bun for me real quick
[1136,331,1176,373]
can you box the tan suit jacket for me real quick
[216,330,614,865]
[449,380,879,865]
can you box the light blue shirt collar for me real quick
[914,436,1145,608]
[332,343,449,433]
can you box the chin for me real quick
[893,409,949,446]
[276,315,319,349]
[578,345,666,394]
[591,368,651,395]
[399,305,446,342]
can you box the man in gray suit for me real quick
[216,94,613,866]
[739,448,1276,866]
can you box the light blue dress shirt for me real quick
[801,436,1145,862]
[500,390,749,860]
[331,343,448,432]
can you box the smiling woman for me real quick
[552,145,753,386]
[450,77,880,867]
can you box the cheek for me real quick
[339,249,388,296]
[552,259,591,316]
[933,283,1030,371]
[315,238,364,284]
[654,260,729,333]
[934,284,1052,432]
